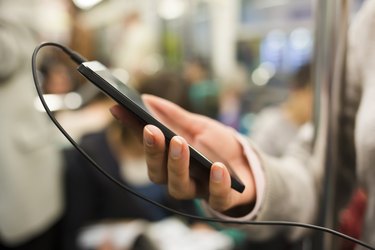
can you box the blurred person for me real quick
[60,70,198,250]
[0,1,63,249]
[38,55,113,144]
[39,54,76,95]
[250,62,313,157]
[137,69,190,110]
[218,86,243,130]
[217,67,248,132]
[109,1,375,249]
[183,57,220,119]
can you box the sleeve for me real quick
[202,123,319,242]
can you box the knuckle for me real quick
[209,193,231,212]
[209,199,231,212]
[148,174,164,184]
[168,186,191,200]
[145,146,162,159]
[168,187,183,199]
[147,168,167,184]
[168,163,185,178]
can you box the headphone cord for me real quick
[31,42,375,250]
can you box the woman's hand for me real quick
[110,95,256,214]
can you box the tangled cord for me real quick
[31,42,374,250]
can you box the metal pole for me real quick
[312,0,350,249]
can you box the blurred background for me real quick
[0,0,367,250]
[27,0,365,135]
[33,0,318,133]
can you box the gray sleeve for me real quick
[202,124,320,242]
[248,123,319,241]
[253,153,317,241]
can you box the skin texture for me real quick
[110,94,256,214]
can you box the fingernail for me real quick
[144,126,154,146]
[211,164,223,183]
[170,137,183,159]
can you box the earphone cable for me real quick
[31,42,375,250]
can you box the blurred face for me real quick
[295,86,313,124]
[44,65,73,94]
[183,63,205,84]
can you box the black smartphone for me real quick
[77,61,245,193]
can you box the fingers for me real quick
[143,125,167,184]
[112,102,249,211]
[167,136,197,199]
[208,163,233,212]
[144,125,197,199]
[143,122,235,206]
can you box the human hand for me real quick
[110,95,256,214]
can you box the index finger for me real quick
[143,125,168,184]
[142,94,207,139]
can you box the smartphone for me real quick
[77,61,245,193]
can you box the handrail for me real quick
[312,0,351,249]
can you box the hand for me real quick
[110,95,256,214]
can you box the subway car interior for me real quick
[0,0,373,249]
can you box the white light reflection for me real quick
[266,29,287,51]
[157,0,186,20]
[34,92,83,112]
[72,0,103,10]
[251,62,276,86]
[290,28,312,50]
[141,54,164,75]
[64,92,83,110]
[34,94,64,112]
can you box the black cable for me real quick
[31,42,375,250]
